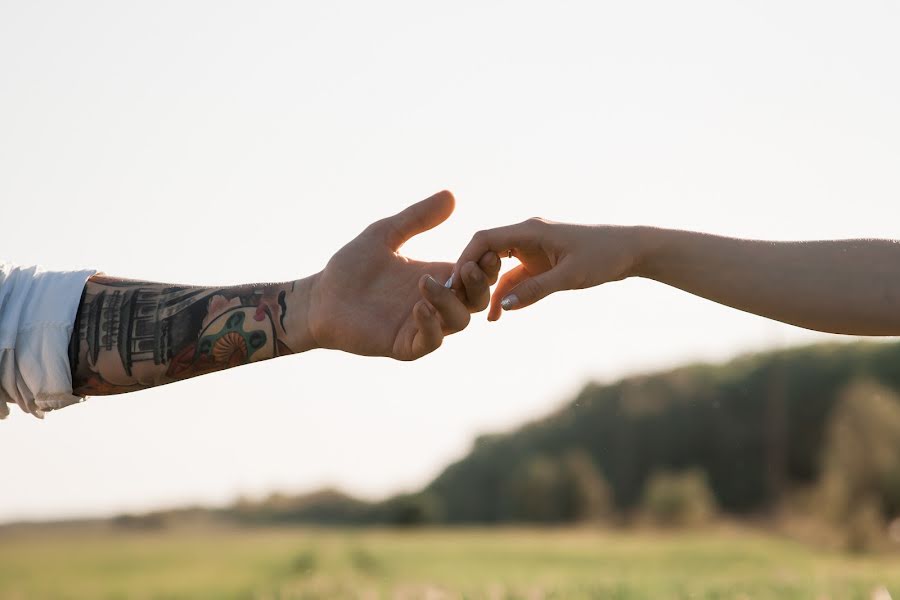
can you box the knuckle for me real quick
[456,311,472,331]
[366,218,393,240]
[406,212,428,237]
[525,277,546,299]
[361,220,381,237]
[559,262,586,289]
[570,270,589,289]
[483,256,501,280]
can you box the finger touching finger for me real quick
[460,261,490,313]
[410,300,443,359]
[454,223,526,274]
[420,274,471,333]
[478,251,501,286]
[448,250,500,294]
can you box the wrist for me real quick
[281,272,322,354]
[628,226,670,280]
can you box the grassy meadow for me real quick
[1,525,898,599]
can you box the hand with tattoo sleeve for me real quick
[70,191,500,396]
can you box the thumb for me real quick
[499,267,570,313]
[380,190,455,251]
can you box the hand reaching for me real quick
[306,191,501,360]
[451,218,641,321]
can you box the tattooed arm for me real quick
[70,276,318,395]
[71,191,500,396]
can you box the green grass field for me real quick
[0,525,898,599]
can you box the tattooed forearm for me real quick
[70,274,317,396]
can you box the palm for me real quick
[307,192,461,361]
[310,236,452,360]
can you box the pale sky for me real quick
[1,0,898,523]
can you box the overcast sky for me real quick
[1,0,898,523]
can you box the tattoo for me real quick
[71,276,295,396]
[278,290,288,332]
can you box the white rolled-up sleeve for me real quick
[0,262,98,419]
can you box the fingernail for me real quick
[466,264,483,283]
[444,274,454,288]
[426,275,443,293]
[500,294,519,310]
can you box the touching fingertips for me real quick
[424,275,443,294]
[463,263,483,284]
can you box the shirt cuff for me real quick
[0,263,98,419]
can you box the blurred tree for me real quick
[558,450,614,522]
[167,342,900,530]
[640,469,717,527]
[499,450,614,523]
[503,455,565,522]
[818,379,900,550]
[428,342,900,523]
[376,492,444,526]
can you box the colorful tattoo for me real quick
[70,276,300,395]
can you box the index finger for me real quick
[451,222,533,281]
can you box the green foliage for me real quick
[558,449,615,522]
[348,547,382,575]
[370,492,444,526]
[428,341,900,523]
[2,526,899,598]
[290,549,316,574]
[230,488,372,525]
[501,450,614,523]
[503,454,566,522]
[111,513,166,530]
[640,469,717,527]
[844,497,887,554]
[112,341,900,539]
[817,379,900,551]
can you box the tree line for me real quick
[114,341,900,548]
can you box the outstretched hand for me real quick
[451,218,641,321]
[306,191,501,360]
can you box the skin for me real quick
[71,191,501,396]
[452,218,900,336]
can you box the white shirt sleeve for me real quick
[0,262,98,419]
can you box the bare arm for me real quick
[453,219,900,336]
[635,229,900,336]
[70,191,500,396]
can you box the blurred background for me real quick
[1,1,899,598]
